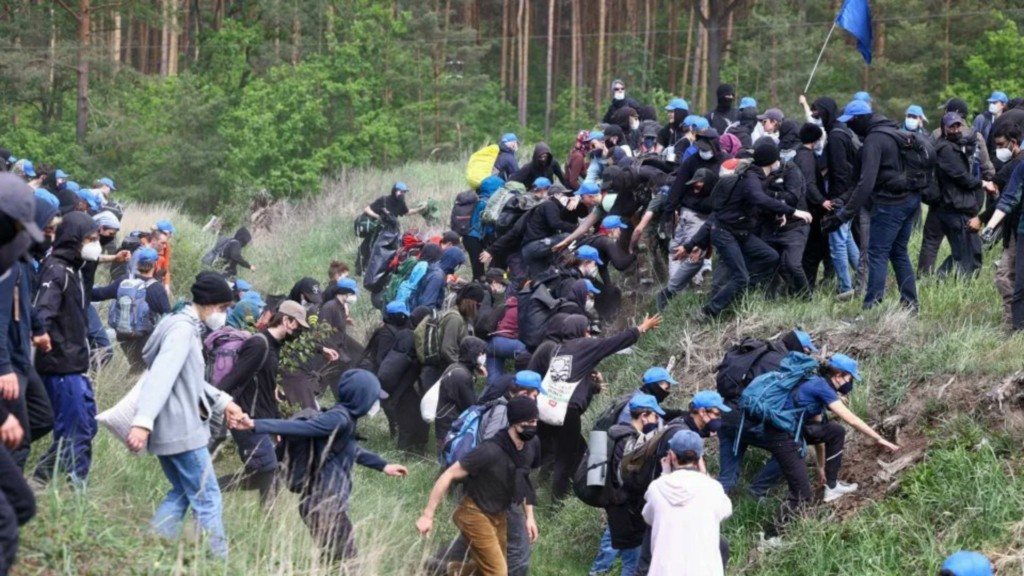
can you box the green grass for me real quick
[15,161,1024,575]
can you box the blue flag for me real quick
[836,0,873,64]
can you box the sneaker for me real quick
[757,531,785,552]
[823,480,859,502]
[836,289,855,301]
[656,289,670,311]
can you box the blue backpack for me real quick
[108,278,158,338]
[736,351,820,455]
[440,399,502,469]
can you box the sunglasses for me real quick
[613,87,625,92]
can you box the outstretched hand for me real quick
[639,314,663,334]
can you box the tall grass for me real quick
[16,162,1024,574]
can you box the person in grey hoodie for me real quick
[126,271,245,559]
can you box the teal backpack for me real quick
[736,351,820,455]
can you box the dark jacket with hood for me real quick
[218,329,281,419]
[705,84,738,134]
[0,259,35,378]
[494,141,520,181]
[410,244,445,311]
[815,97,859,203]
[934,134,983,215]
[657,111,689,151]
[34,211,97,374]
[793,147,827,211]
[602,81,642,125]
[668,134,726,216]
[763,163,809,233]
[357,313,406,373]
[253,369,388,502]
[726,108,758,149]
[522,197,588,245]
[511,143,568,189]
[611,107,642,152]
[222,227,253,276]
[715,167,796,233]
[435,336,487,441]
[841,114,910,219]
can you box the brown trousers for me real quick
[450,498,508,576]
[997,236,1017,329]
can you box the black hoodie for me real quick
[668,134,726,216]
[841,114,908,218]
[726,108,758,149]
[221,227,253,276]
[34,212,98,374]
[509,143,569,188]
[814,96,859,203]
[435,336,487,441]
[706,84,738,133]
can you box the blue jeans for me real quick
[707,228,779,317]
[828,221,860,293]
[865,196,920,309]
[154,447,228,559]
[589,526,640,575]
[487,336,527,386]
[34,374,96,484]
[717,424,782,497]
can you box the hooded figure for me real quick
[439,246,466,276]
[410,243,447,311]
[813,97,857,204]
[248,368,396,562]
[434,336,488,445]
[611,106,643,152]
[602,78,643,124]
[494,138,521,181]
[29,195,59,262]
[725,108,758,150]
[510,143,569,189]
[706,84,738,134]
[221,226,254,277]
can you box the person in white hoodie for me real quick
[641,429,732,576]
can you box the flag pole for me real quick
[805,21,838,94]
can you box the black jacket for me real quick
[435,338,487,441]
[376,328,420,399]
[0,261,34,377]
[793,147,826,210]
[934,137,983,215]
[509,143,569,189]
[603,96,642,125]
[763,163,809,233]
[34,212,97,375]
[842,115,907,218]
[219,329,282,419]
[522,197,587,244]
[814,97,859,203]
[605,423,646,549]
[714,168,796,233]
[529,327,640,413]
[221,227,253,276]
[667,144,726,216]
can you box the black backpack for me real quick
[715,337,788,401]
[875,127,937,198]
[710,161,752,214]
[496,194,544,236]
[201,235,232,267]
[572,401,635,508]
[517,281,562,350]
[277,406,353,494]
[450,190,479,236]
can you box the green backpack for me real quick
[384,258,420,304]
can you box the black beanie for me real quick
[507,396,539,425]
[799,123,824,144]
[458,282,486,303]
[191,271,234,305]
[753,138,780,167]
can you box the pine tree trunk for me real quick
[681,2,694,96]
[168,0,179,76]
[595,0,606,119]
[570,0,579,121]
[76,0,91,142]
[159,0,169,76]
[501,0,509,98]
[517,0,529,127]
[111,10,121,70]
[544,0,555,137]
[291,0,301,65]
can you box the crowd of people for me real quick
[0,78,1007,576]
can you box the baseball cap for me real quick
[514,370,546,393]
[234,278,253,291]
[837,100,872,122]
[0,173,45,242]
[155,219,176,234]
[54,169,68,179]
[642,366,678,386]
[75,188,101,212]
[686,167,715,186]
[601,215,629,230]
[828,353,861,381]
[585,131,606,142]
[336,277,359,294]
[853,91,872,103]
[533,177,552,190]
[98,177,117,191]
[576,245,604,265]
[22,160,37,178]
[665,98,689,111]
[941,551,992,576]
[485,267,508,285]
[578,182,601,196]
[65,181,81,193]
[757,108,785,122]
[906,104,926,120]
[501,133,518,144]
[629,393,666,416]
[943,111,965,127]
[668,429,704,459]
[691,390,732,413]
[683,116,709,130]
[386,300,410,315]
[277,299,311,328]
[295,277,323,304]
[739,96,758,110]
[793,329,818,352]
[394,181,409,192]
[584,279,601,295]
[135,247,159,264]
[987,91,1008,104]
[92,211,121,230]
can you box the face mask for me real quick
[644,137,656,149]
[585,299,595,312]
[477,353,487,367]
[583,265,598,278]
[781,150,796,163]
[705,418,723,435]
[630,119,640,131]
[613,92,625,101]
[814,140,825,154]
[203,311,227,331]
[645,384,670,403]
[838,380,854,396]
[989,103,1002,115]
[80,240,102,262]
[517,424,538,441]
[347,294,358,305]
[699,149,714,161]
[771,161,782,173]
[642,422,660,434]
[905,117,919,131]
[367,400,381,418]
[996,147,1013,163]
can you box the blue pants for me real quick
[154,447,228,559]
[828,221,860,293]
[717,424,782,497]
[86,304,113,366]
[864,196,920,309]
[589,526,640,576]
[34,374,96,484]
[486,336,527,386]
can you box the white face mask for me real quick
[989,103,1002,115]
[629,118,640,131]
[699,150,714,161]
[80,240,102,261]
[781,150,796,163]
[476,353,487,367]
[613,91,625,101]
[367,400,381,418]
[905,117,919,131]
[203,311,227,331]
[585,299,595,312]
[347,294,358,305]
[996,147,1013,163]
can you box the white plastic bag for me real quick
[420,378,442,423]
[96,372,147,448]
[537,351,582,426]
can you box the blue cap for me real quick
[987,91,1008,104]
[793,329,818,352]
[683,116,709,130]
[691,390,732,413]
[629,393,666,416]
[135,247,159,264]
[828,353,861,381]
[668,429,704,458]
[853,91,872,103]
[394,181,409,192]
[241,290,266,308]
[34,189,59,208]
[386,300,410,315]
[837,100,872,123]
[906,105,925,118]
[576,245,604,265]
[586,131,605,142]
[664,98,689,111]
[578,182,601,196]
[336,277,359,294]
[533,177,552,190]
[643,366,678,386]
[584,279,601,294]
[739,97,758,110]
[155,219,176,234]
[514,370,546,393]
[501,133,518,144]
[98,177,116,191]
[234,278,252,291]
[65,181,81,193]
[941,551,992,576]
[76,188,101,211]
[22,160,36,178]
[601,215,629,230]
[54,169,68,179]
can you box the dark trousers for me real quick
[934,211,983,278]
[803,210,834,290]
[707,228,779,316]
[0,446,35,575]
[25,367,53,444]
[394,386,429,454]
[916,207,944,276]
[1010,237,1024,330]
[86,304,113,367]
[34,374,97,483]
[117,335,148,374]
[748,424,812,536]
[765,226,811,296]
[299,490,356,562]
[9,372,29,469]
[463,236,486,281]
[538,406,584,501]
[803,422,846,488]
[864,196,920,310]
[716,423,781,497]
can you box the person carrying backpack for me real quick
[434,336,488,454]
[356,182,426,276]
[92,247,170,373]
[517,180,594,278]
[409,243,445,311]
[378,306,431,453]
[232,369,408,563]
[218,227,255,278]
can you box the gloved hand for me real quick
[981,227,998,246]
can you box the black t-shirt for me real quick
[459,436,540,515]
[370,194,409,221]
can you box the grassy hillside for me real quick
[15,161,1024,575]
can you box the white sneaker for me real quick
[823,480,859,502]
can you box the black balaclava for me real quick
[715,83,735,112]
[234,226,252,247]
[846,113,873,138]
